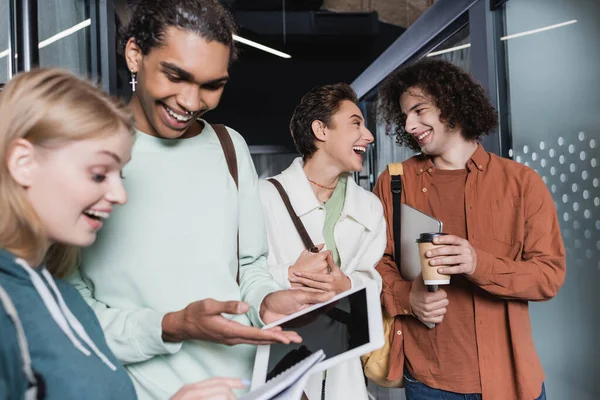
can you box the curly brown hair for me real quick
[290,83,358,160]
[119,0,238,62]
[378,59,498,152]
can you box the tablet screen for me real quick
[266,288,369,380]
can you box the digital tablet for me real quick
[250,281,383,390]
[400,204,443,282]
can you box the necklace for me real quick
[307,178,336,190]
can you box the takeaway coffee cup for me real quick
[416,232,451,286]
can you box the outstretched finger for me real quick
[264,327,302,343]
[221,320,293,344]
[263,326,283,332]
[229,329,302,346]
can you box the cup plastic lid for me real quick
[416,232,448,243]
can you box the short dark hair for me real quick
[119,0,238,62]
[290,83,358,160]
[378,59,498,152]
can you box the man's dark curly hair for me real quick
[378,59,498,152]
[118,0,238,62]
[290,83,358,160]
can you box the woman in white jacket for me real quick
[259,83,386,400]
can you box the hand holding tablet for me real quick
[259,289,335,326]
[251,281,384,391]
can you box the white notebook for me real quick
[240,350,325,400]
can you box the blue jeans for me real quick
[404,372,547,400]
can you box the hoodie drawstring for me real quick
[41,269,116,371]
[16,258,116,371]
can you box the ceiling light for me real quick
[426,19,578,57]
[38,19,91,49]
[233,34,291,59]
[426,43,471,57]
[1,19,92,59]
[501,19,577,41]
[0,20,291,63]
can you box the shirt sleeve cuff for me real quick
[390,281,413,317]
[131,310,182,358]
[247,285,280,328]
[269,262,292,289]
[467,249,494,286]
[347,273,362,290]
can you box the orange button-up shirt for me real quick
[373,145,566,400]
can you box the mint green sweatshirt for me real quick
[68,123,282,399]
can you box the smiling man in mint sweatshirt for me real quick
[63,1,333,399]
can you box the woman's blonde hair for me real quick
[0,68,134,278]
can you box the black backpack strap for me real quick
[212,124,240,284]
[387,163,404,274]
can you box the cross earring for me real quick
[130,70,137,92]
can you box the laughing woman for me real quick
[259,83,386,400]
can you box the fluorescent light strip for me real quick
[1,18,577,62]
[233,34,291,59]
[426,19,578,57]
[501,19,577,41]
[427,43,471,57]
[1,21,289,61]
[0,19,91,60]
[38,19,91,49]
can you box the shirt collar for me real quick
[414,144,489,175]
[279,158,377,231]
[343,178,378,231]
[467,144,490,172]
[415,154,435,176]
[280,158,322,217]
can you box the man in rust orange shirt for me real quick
[373,59,565,400]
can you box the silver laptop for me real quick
[399,204,443,282]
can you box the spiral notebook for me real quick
[240,350,325,400]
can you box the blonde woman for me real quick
[0,69,245,400]
[259,83,386,400]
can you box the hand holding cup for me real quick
[416,232,452,287]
